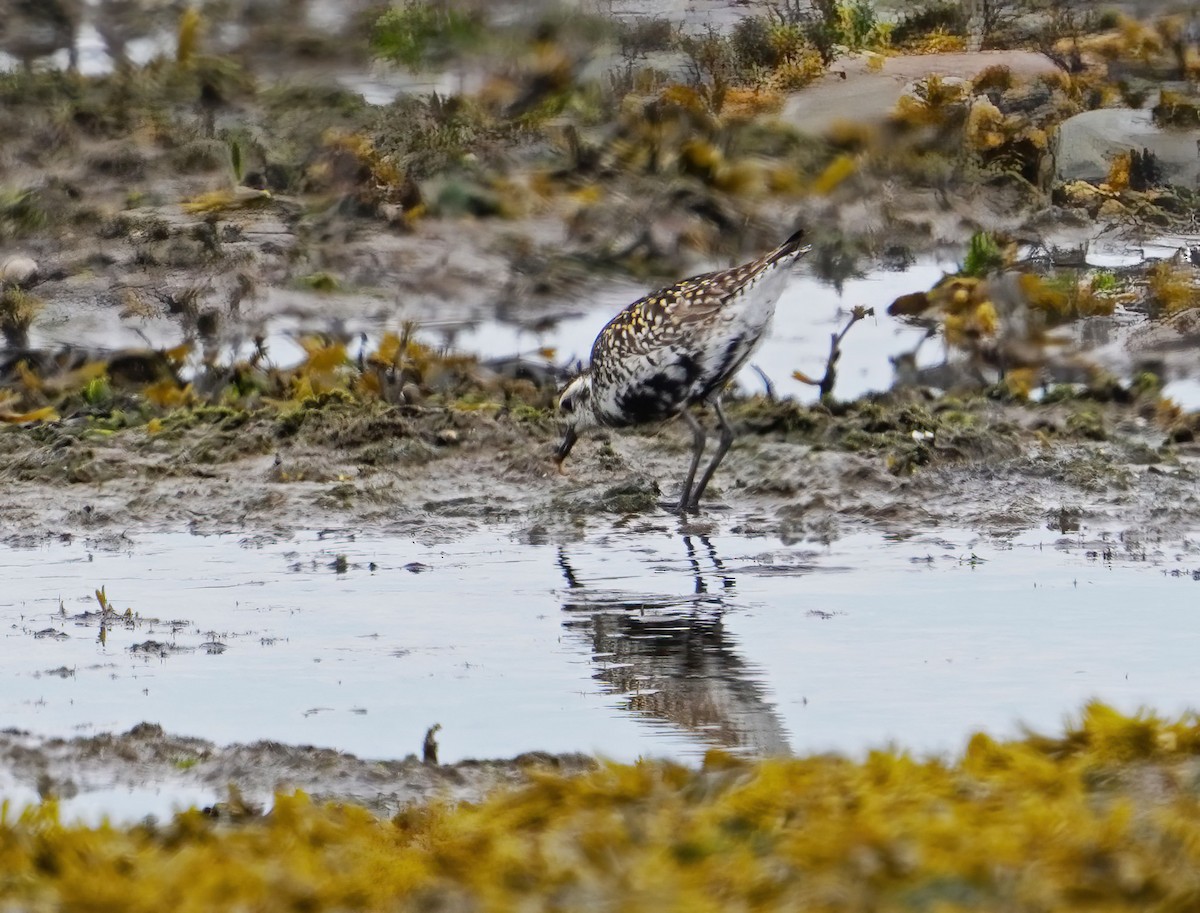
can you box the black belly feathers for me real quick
[611,353,703,425]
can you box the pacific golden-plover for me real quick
[555,228,809,514]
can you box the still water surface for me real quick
[3,524,1198,768]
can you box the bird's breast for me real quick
[592,349,700,426]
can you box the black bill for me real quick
[554,427,578,466]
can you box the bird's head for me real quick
[554,372,596,469]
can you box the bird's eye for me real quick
[560,396,575,414]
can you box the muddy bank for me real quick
[0,722,595,819]
[1,391,1197,545]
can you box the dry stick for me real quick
[794,306,874,399]
[423,723,442,766]
[748,364,776,401]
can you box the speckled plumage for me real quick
[556,228,809,514]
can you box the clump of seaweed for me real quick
[1152,88,1200,127]
[0,188,49,241]
[0,287,44,348]
[7,704,1200,910]
[887,242,1136,398]
[0,313,566,476]
[960,230,1006,278]
[370,1,486,72]
[1146,260,1199,317]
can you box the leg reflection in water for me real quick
[682,534,736,596]
[557,534,791,756]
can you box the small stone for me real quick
[0,255,38,287]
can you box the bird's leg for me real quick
[687,398,734,512]
[667,409,707,514]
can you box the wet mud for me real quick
[0,723,595,819]
[1,391,1196,547]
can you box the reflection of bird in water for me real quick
[682,533,735,596]
[555,229,809,514]
[557,536,790,756]
[0,0,81,71]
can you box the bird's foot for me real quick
[659,493,729,516]
[678,499,731,516]
[661,500,709,517]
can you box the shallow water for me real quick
[3,523,1198,777]
[31,252,1200,409]
[450,263,953,403]
[29,261,957,405]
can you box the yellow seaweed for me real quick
[5,705,1200,911]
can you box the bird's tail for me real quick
[766,227,809,265]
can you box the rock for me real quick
[0,255,38,288]
[1054,107,1200,186]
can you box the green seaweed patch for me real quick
[729,398,825,436]
[84,409,143,434]
[1065,408,1108,441]
[548,473,660,516]
[275,390,359,437]
[316,483,358,510]
[595,477,661,514]
[1130,370,1162,399]
[1034,451,1134,491]
[1039,383,1085,405]
[730,394,1024,472]
[266,398,465,468]
[300,272,340,293]
[507,403,555,424]
[450,394,503,413]
[160,404,255,431]
[370,1,486,71]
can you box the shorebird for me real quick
[555,228,809,515]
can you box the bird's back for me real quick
[588,231,806,427]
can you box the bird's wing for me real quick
[592,229,807,361]
[591,273,727,360]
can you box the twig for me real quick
[748,363,776,401]
[793,305,874,399]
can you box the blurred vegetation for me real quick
[8,704,1200,910]
[0,0,1198,434]
[960,231,1005,278]
[371,1,486,71]
[0,288,44,349]
[0,189,49,241]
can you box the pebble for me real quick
[0,255,38,287]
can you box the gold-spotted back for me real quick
[588,229,808,428]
